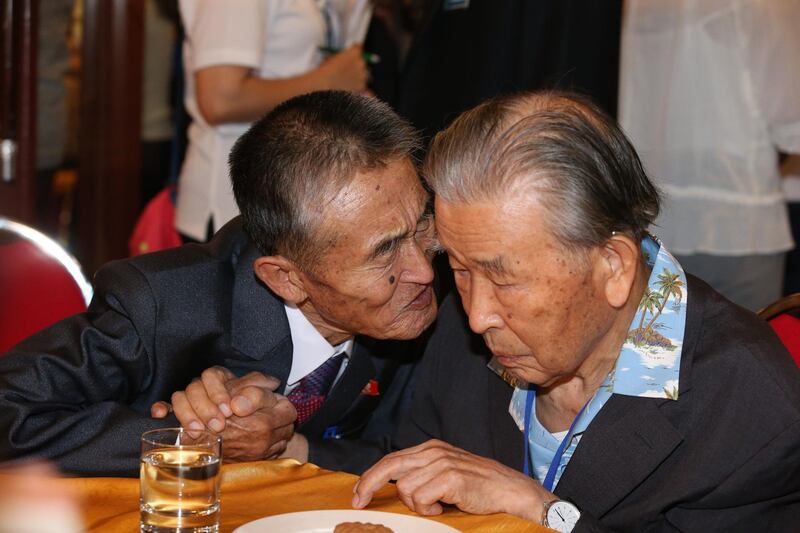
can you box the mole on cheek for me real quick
[388,275,396,284]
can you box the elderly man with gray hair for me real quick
[354,92,800,531]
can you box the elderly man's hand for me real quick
[150,367,297,461]
[352,439,554,522]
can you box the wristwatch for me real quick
[542,499,581,532]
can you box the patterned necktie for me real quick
[286,352,346,425]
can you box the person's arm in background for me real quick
[186,0,368,126]
[196,49,368,125]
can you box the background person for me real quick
[619,0,800,311]
[175,0,369,242]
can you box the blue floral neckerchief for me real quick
[495,234,688,486]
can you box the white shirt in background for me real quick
[176,0,327,240]
[619,0,800,256]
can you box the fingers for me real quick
[356,442,542,519]
[227,373,281,417]
[150,401,171,418]
[228,386,297,430]
[200,367,237,417]
[218,408,297,462]
[169,367,238,432]
[169,369,287,435]
[353,449,432,508]
[171,391,204,431]
[228,384,276,417]
[395,458,458,515]
[352,440,459,511]
[184,377,227,432]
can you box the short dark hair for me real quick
[424,91,660,250]
[230,91,421,266]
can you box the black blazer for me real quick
[0,218,424,476]
[397,276,800,531]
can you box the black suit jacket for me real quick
[397,275,800,531]
[0,218,424,476]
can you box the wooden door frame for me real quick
[77,0,144,273]
[0,0,37,222]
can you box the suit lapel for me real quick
[298,337,377,436]
[229,240,293,384]
[555,395,683,518]
[488,370,525,470]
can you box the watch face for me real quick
[546,501,581,533]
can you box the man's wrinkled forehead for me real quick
[314,158,427,257]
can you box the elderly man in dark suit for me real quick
[354,92,800,531]
[0,91,438,477]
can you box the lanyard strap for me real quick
[522,389,535,477]
[522,388,590,492]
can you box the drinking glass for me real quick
[140,428,222,533]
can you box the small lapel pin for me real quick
[361,379,380,396]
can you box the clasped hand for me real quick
[151,367,297,462]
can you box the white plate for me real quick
[233,510,461,533]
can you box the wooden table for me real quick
[53,460,551,532]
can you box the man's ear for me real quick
[253,256,308,304]
[596,234,641,309]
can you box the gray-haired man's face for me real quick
[436,192,617,387]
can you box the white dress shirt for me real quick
[283,303,352,394]
[175,0,327,240]
[620,0,800,256]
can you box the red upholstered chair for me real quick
[0,218,93,352]
[758,294,800,367]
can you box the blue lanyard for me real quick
[522,388,589,492]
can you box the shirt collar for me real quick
[607,234,687,399]
[284,303,353,387]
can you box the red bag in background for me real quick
[128,185,182,256]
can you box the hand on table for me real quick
[151,367,297,461]
[352,439,555,523]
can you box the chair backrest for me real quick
[758,294,800,367]
[0,218,93,352]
